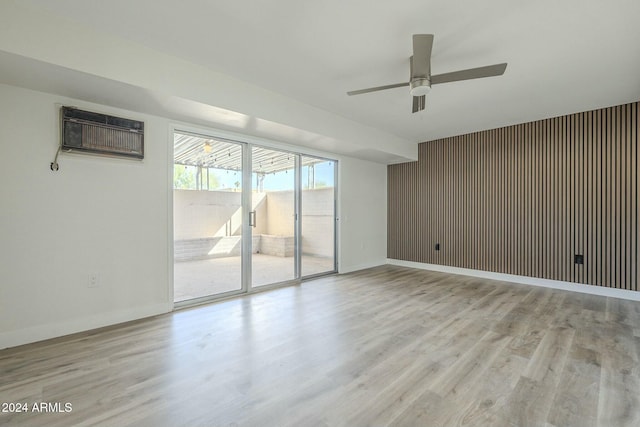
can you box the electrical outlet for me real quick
[574,255,584,265]
[435,243,440,251]
[88,274,99,288]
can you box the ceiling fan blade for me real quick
[431,63,507,85]
[412,95,426,113]
[411,34,434,80]
[347,82,409,96]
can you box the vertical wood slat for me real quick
[597,107,604,287]
[589,110,596,286]
[606,107,612,288]
[629,103,640,291]
[634,102,639,291]
[387,101,640,291]
[576,112,583,284]
[624,104,631,290]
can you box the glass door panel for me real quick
[173,132,337,305]
[301,157,336,276]
[251,146,296,287]
[173,132,244,302]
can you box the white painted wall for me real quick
[0,83,388,348]
[0,1,418,163]
[338,158,387,273]
[0,84,171,349]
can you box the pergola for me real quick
[174,132,325,190]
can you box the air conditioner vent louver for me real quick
[61,106,144,159]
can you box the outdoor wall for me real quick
[263,188,335,257]
[0,83,389,348]
[173,189,241,240]
[263,190,294,235]
[253,193,268,236]
[301,188,335,257]
[173,187,335,258]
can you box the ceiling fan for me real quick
[347,34,507,113]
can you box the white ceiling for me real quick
[6,0,640,156]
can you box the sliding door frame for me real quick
[300,154,339,280]
[172,131,249,309]
[170,125,338,309]
[294,155,302,279]
[241,140,253,294]
[249,145,300,291]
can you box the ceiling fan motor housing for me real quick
[410,78,431,96]
[346,34,507,113]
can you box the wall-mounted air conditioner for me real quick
[61,106,144,159]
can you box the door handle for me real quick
[249,211,256,227]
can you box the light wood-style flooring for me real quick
[1,265,639,426]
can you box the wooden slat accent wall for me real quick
[388,101,639,290]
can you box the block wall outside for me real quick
[174,187,334,259]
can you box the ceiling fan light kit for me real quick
[410,78,431,97]
[347,34,507,113]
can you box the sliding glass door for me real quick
[173,131,337,304]
[301,156,336,277]
[251,146,297,287]
[173,132,245,302]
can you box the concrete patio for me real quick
[174,254,334,301]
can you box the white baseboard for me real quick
[387,259,640,302]
[0,302,172,350]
